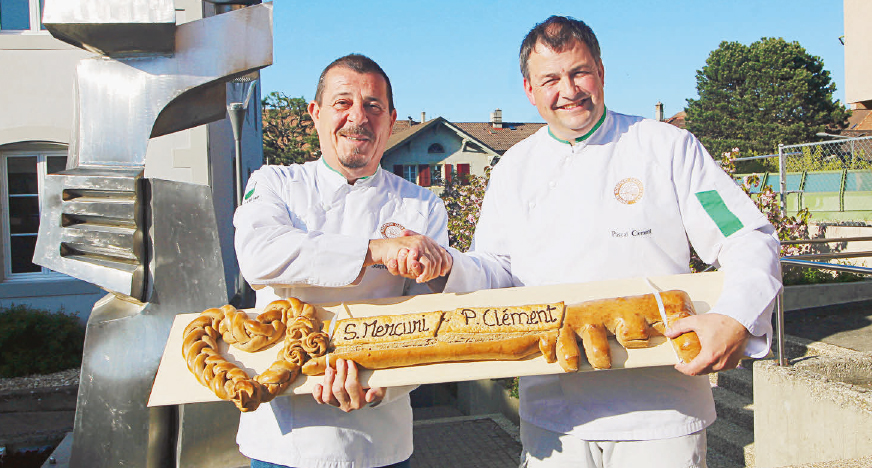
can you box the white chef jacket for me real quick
[445,109,781,440]
[233,159,449,468]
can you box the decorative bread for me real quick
[181,299,326,412]
[181,291,701,411]
[301,303,565,375]
[556,290,702,371]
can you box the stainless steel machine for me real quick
[33,1,273,466]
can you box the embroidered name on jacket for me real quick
[610,229,653,238]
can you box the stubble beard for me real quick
[337,124,375,169]
[339,147,369,169]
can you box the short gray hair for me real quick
[314,54,394,111]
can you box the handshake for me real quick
[365,230,452,285]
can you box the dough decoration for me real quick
[181,291,701,411]
[181,298,326,412]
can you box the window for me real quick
[402,165,418,184]
[0,0,45,32]
[430,164,442,186]
[392,164,443,187]
[1,149,66,278]
[427,143,444,154]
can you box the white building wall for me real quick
[844,0,872,106]
[0,1,261,317]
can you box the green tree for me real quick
[262,92,320,165]
[686,37,850,169]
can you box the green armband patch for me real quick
[696,190,744,237]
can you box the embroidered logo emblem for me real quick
[379,222,406,239]
[614,178,644,205]
[243,182,256,202]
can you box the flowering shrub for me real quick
[720,148,811,257]
[439,168,490,251]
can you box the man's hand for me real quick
[369,231,452,283]
[664,313,749,376]
[313,358,385,412]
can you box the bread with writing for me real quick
[301,303,564,375]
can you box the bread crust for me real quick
[183,291,703,410]
[555,290,702,371]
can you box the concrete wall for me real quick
[0,46,91,147]
[754,346,872,467]
[784,281,872,311]
[844,0,872,106]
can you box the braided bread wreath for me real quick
[181,298,329,412]
[182,291,702,412]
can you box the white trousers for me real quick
[519,421,707,468]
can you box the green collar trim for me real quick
[321,158,373,182]
[547,107,607,145]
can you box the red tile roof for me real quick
[665,111,686,129]
[452,122,545,154]
[387,117,545,155]
[849,108,872,131]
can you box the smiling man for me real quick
[309,59,395,182]
[433,16,782,468]
[233,54,452,468]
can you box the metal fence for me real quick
[776,135,872,213]
[731,136,872,366]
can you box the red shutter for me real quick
[418,164,431,187]
[457,164,470,185]
[393,165,403,177]
[444,164,453,184]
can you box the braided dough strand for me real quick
[181,299,323,412]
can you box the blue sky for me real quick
[261,1,846,124]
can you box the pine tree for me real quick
[686,37,850,168]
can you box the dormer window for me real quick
[427,143,444,154]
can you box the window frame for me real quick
[402,165,419,184]
[0,0,46,34]
[0,148,67,281]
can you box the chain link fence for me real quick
[735,136,872,222]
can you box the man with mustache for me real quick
[396,16,781,468]
[233,53,452,468]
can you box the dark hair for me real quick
[519,16,601,81]
[314,53,395,111]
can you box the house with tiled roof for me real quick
[664,111,686,129]
[844,108,872,137]
[382,110,545,193]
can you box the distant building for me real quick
[382,110,544,193]
[844,0,872,111]
[665,111,687,129]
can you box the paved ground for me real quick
[783,299,872,352]
[411,406,521,468]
